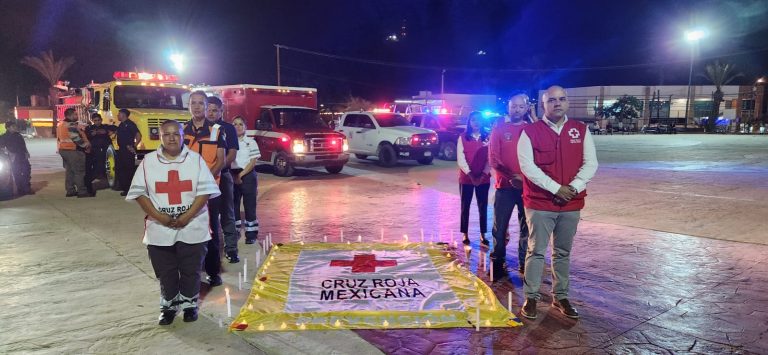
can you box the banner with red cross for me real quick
[231,242,521,331]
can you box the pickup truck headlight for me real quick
[292,139,306,154]
[342,139,349,152]
[395,137,411,146]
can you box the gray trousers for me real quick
[147,242,207,310]
[523,208,580,301]
[59,150,86,194]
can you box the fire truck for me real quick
[197,84,349,177]
[70,71,191,187]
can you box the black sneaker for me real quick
[120,191,128,196]
[245,238,256,245]
[226,252,240,264]
[480,237,490,248]
[158,310,176,325]
[521,298,537,319]
[206,275,223,287]
[66,192,77,197]
[552,298,580,319]
[183,308,198,322]
[462,237,470,245]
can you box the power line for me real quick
[276,44,768,73]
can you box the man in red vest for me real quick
[517,86,598,319]
[489,94,532,279]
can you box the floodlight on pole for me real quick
[683,29,706,129]
[170,53,185,73]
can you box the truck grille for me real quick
[147,117,191,129]
[308,137,342,153]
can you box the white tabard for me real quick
[126,145,221,246]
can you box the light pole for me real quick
[684,29,705,129]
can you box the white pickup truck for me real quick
[337,111,439,166]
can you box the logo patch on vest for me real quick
[568,128,582,143]
[504,132,513,141]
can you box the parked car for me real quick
[409,113,465,161]
[337,111,439,166]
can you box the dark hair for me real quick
[119,109,130,117]
[64,108,76,117]
[5,120,18,129]
[189,90,208,103]
[232,115,247,129]
[207,96,223,108]
[464,111,488,141]
[91,113,102,120]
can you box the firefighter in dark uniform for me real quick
[183,90,227,287]
[85,113,117,195]
[0,120,32,195]
[115,109,142,196]
[205,96,240,263]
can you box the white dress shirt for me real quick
[517,115,598,194]
[232,135,261,169]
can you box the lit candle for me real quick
[225,288,232,317]
[358,235,362,243]
[403,234,408,243]
[508,292,512,312]
[490,261,494,282]
[334,319,341,327]
[323,235,327,243]
[476,307,480,331]
[243,258,248,281]
[280,322,287,330]
[425,320,431,327]
[258,323,265,331]
[340,229,344,242]
[383,319,389,327]
[238,272,242,290]
[484,319,491,326]
[420,229,424,242]
[299,323,306,330]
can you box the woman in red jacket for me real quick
[457,111,491,247]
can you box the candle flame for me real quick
[280,322,287,329]
[334,319,342,327]
[383,320,389,327]
[258,323,265,331]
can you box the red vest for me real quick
[459,136,490,185]
[522,119,587,211]
[490,121,526,189]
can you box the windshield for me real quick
[275,108,327,129]
[114,86,187,110]
[374,113,411,127]
[435,114,463,128]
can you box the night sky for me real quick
[1,0,767,106]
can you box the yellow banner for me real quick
[231,242,522,331]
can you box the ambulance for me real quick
[197,84,349,177]
[77,71,191,187]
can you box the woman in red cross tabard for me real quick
[457,112,491,247]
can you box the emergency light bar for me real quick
[113,71,178,82]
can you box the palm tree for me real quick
[20,50,75,136]
[700,60,742,133]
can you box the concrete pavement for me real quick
[1,135,767,354]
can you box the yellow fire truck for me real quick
[84,71,191,187]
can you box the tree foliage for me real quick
[601,95,642,123]
[700,61,743,133]
[20,50,75,86]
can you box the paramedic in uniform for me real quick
[182,91,227,287]
[517,86,598,320]
[205,96,240,263]
[126,120,220,325]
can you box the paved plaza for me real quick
[1,134,767,354]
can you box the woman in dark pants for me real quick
[230,116,261,244]
[457,111,491,247]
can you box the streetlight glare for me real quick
[685,29,705,42]
[170,53,184,72]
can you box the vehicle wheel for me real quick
[273,152,295,177]
[417,156,434,165]
[440,142,457,161]
[377,144,397,167]
[325,165,344,174]
[106,147,118,190]
[0,173,13,200]
[355,154,368,160]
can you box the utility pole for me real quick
[275,44,281,86]
[440,69,446,96]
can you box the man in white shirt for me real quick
[516,86,598,320]
[126,120,221,325]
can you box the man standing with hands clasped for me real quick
[517,86,598,319]
[126,120,220,325]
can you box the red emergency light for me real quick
[113,71,178,83]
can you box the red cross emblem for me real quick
[330,254,398,273]
[155,170,193,205]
